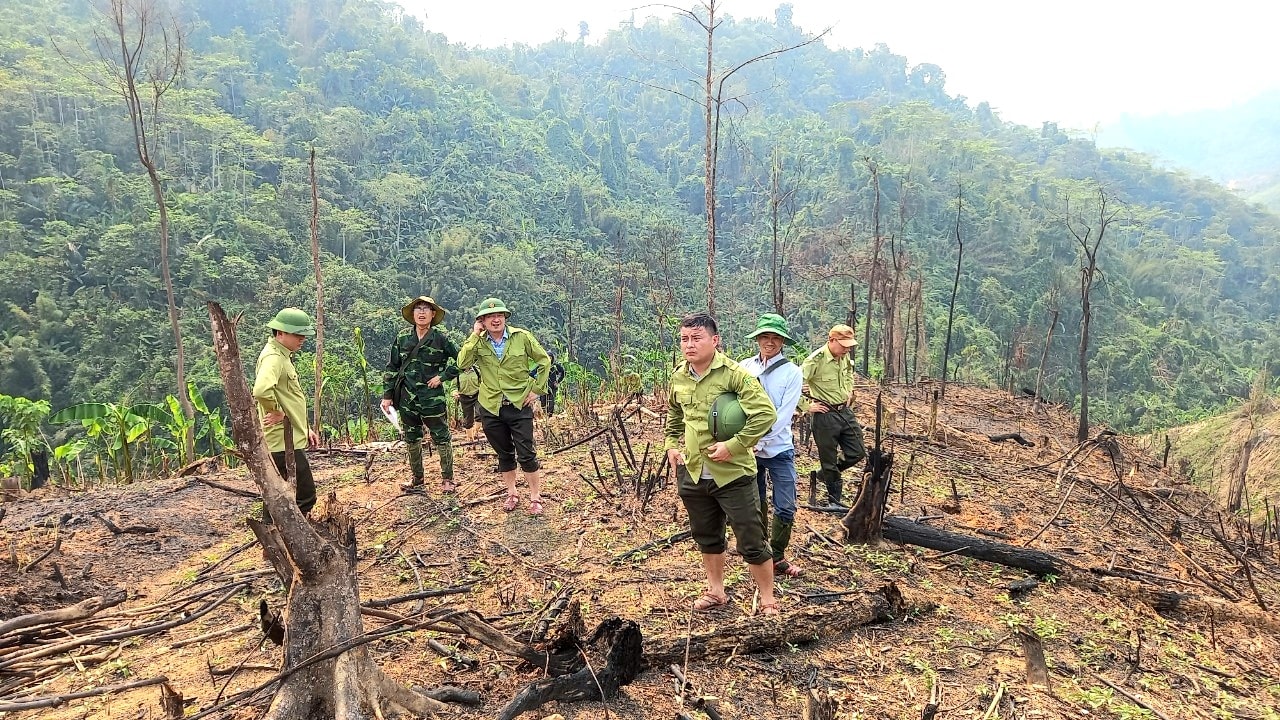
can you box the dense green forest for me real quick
[1097,89,1280,213]
[3,0,1280,481]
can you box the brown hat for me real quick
[401,296,446,325]
[827,324,857,348]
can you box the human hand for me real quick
[307,429,320,448]
[704,442,731,463]
[380,398,393,413]
[427,375,442,389]
[263,410,285,426]
[472,320,484,335]
[523,392,538,407]
[666,448,686,468]
[809,402,829,414]
[451,390,460,400]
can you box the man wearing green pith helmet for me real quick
[664,311,781,616]
[252,307,319,523]
[457,298,552,515]
[382,296,460,494]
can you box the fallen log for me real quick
[0,591,127,638]
[92,512,159,535]
[0,676,170,713]
[881,517,1070,578]
[643,583,911,666]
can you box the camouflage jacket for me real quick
[383,327,460,416]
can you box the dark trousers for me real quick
[812,408,866,504]
[265,449,316,524]
[478,402,540,473]
[458,393,478,428]
[540,386,559,415]
[677,471,771,565]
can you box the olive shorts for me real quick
[677,470,771,565]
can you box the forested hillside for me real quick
[1097,90,1280,213]
[3,0,1280,474]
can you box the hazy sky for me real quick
[395,0,1277,130]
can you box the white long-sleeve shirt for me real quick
[739,353,801,459]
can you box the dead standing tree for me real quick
[206,302,446,719]
[861,159,882,376]
[309,147,327,433]
[1067,187,1118,442]
[940,184,964,398]
[90,0,195,460]
[652,0,826,315]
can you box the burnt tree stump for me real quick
[842,448,894,543]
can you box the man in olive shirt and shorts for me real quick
[665,312,780,615]
[252,308,320,523]
[801,324,866,507]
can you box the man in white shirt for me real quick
[739,313,804,577]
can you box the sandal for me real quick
[693,592,729,612]
[757,601,782,617]
[441,480,458,494]
[774,559,803,578]
[527,499,544,516]
[502,494,520,512]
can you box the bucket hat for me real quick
[400,296,446,325]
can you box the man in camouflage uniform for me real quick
[382,296,460,493]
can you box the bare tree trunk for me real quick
[1068,188,1115,442]
[941,185,963,398]
[702,0,717,315]
[92,0,195,461]
[309,146,326,434]
[206,302,446,719]
[1033,297,1059,403]
[862,161,881,376]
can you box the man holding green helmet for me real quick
[457,298,551,515]
[665,312,781,615]
[252,307,319,523]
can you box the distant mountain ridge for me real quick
[1096,90,1280,212]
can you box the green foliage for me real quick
[0,0,1272,459]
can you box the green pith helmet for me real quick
[400,296,446,325]
[475,297,511,320]
[745,313,797,345]
[267,307,315,336]
[709,392,747,442]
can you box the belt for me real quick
[501,397,514,407]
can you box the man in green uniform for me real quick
[665,312,781,615]
[452,363,481,443]
[252,308,319,523]
[457,298,551,515]
[382,296,460,493]
[801,323,866,507]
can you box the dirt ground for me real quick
[2,382,1279,719]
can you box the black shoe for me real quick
[827,500,849,510]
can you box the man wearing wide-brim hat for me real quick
[382,296,460,493]
[800,323,866,507]
[252,307,319,523]
[457,298,552,515]
[739,313,805,577]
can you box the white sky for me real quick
[395,0,1279,130]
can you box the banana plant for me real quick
[50,401,168,484]
[0,394,51,488]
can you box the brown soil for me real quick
[2,382,1278,720]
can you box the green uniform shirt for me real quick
[382,327,460,416]
[664,351,777,486]
[253,337,310,453]
[457,327,550,415]
[457,365,480,396]
[801,345,856,407]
